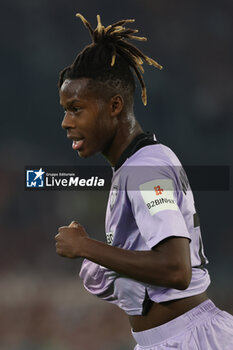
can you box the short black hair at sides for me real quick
[58,14,163,106]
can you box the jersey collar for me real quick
[114,132,158,171]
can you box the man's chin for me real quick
[77,148,97,159]
[77,150,88,158]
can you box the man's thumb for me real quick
[68,221,79,228]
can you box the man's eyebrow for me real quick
[69,99,81,104]
[60,99,81,107]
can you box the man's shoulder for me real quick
[117,143,181,190]
[125,143,181,167]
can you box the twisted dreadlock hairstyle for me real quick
[58,14,162,106]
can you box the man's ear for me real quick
[110,95,124,116]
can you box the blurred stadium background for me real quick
[0,0,232,349]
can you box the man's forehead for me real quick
[60,78,91,98]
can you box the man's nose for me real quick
[61,112,75,130]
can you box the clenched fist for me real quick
[55,221,89,258]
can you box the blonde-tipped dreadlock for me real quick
[59,14,162,106]
[75,14,162,106]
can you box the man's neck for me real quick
[103,120,143,167]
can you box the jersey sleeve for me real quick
[125,164,191,249]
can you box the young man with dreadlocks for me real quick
[55,14,233,350]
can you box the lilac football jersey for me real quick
[80,138,210,315]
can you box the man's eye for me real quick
[73,107,81,112]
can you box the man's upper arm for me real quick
[126,166,191,249]
[152,236,192,289]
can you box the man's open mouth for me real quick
[72,139,84,151]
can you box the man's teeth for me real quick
[72,139,84,151]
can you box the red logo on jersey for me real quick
[154,185,163,195]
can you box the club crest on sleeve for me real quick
[110,185,118,211]
[139,179,178,215]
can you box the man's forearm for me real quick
[81,236,191,290]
